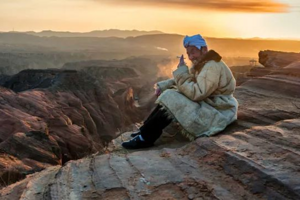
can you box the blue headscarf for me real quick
[183,34,207,50]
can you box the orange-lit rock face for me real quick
[2,69,300,199]
[2,51,300,199]
[259,50,300,69]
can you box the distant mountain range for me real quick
[0,32,300,59]
[21,29,164,38]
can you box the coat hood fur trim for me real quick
[194,50,222,72]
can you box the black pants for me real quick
[140,104,172,143]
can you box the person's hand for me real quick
[155,87,161,97]
[177,54,185,68]
[154,84,161,97]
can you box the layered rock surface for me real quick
[0,65,157,188]
[1,51,300,199]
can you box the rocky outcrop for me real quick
[230,50,300,85]
[1,73,300,199]
[246,50,300,80]
[1,50,300,199]
[259,50,300,68]
[0,66,156,188]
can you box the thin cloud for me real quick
[100,0,289,13]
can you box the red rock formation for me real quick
[0,68,156,188]
[1,51,300,199]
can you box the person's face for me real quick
[186,46,206,65]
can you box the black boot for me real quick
[122,135,154,149]
[130,130,141,137]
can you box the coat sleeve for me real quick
[156,78,175,92]
[172,62,220,101]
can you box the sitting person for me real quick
[122,34,238,149]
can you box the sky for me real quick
[0,0,299,39]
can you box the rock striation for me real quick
[0,66,156,188]
[1,50,300,199]
[1,50,300,200]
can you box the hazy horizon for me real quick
[1,29,300,41]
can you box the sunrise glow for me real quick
[0,0,299,39]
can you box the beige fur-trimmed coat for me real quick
[156,58,238,140]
